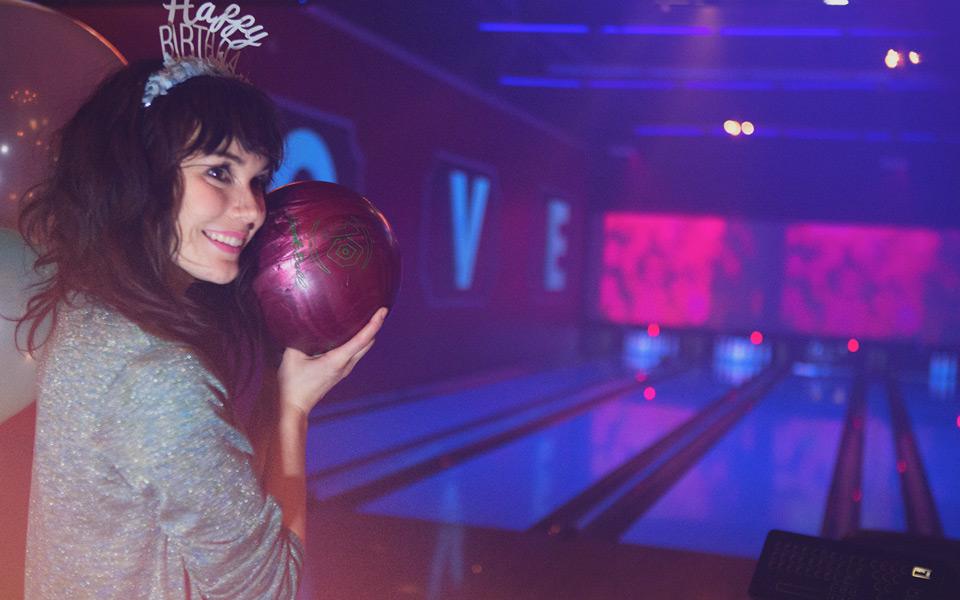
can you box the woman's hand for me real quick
[276,307,387,417]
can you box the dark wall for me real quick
[601,134,959,229]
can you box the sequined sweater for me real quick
[24,300,303,599]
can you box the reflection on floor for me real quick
[296,347,960,599]
[301,508,756,600]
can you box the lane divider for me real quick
[821,375,867,539]
[579,364,790,541]
[308,360,635,480]
[529,364,785,538]
[309,356,622,423]
[885,376,943,537]
[313,363,690,510]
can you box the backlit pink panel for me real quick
[781,224,939,339]
[599,214,728,326]
[596,213,960,343]
[926,231,960,344]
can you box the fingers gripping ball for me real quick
[251,181,400,356]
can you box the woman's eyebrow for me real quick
[213,150,245,165]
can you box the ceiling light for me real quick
[723,120,742,136]
[884,49,902,69]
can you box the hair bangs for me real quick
[168,75,284,176]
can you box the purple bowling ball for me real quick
[251,181,400,355]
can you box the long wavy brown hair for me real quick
[17,58,284,402]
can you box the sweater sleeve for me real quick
[98,345,303,600]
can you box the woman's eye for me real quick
[207,166,232,182]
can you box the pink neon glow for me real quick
[599,214,729,326]
[596,214,960,343]
[781,224,939,339]
[848,339,860,353]
[750,331,763,345]
[644,386,656,401]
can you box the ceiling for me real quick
[311,0,960,151]
[38,1,960,152]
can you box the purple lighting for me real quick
[780,128,859,141]
[684,80,775,91]
[782,80,877,91]
[900,132,938,143]
[478,22,589,34]
[602,25,713,36]
[720,27,842,37]
[589,25,934,38]
[499,76,581,89]
[634,125,704,137]
[587,80,676,90]
[847,28,934,38]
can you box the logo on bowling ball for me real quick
[308,216,372,273]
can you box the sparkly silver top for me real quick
[24,300,303,599]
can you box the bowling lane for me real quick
[356,368,737,531]
[860,382,907,532]
[898,374,960,539]
[309,364,534,420]
[310,372,640,501]
[620,370,852,558]
[306,357,624,474]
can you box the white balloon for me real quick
[0,228,39,424]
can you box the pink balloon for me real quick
[0,0,125,228]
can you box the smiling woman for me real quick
[174,142,271,286]
[15,57,385,600]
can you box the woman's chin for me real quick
[175,262,239,287]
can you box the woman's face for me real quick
[173,140,270,285]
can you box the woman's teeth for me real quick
[205,231,243,247]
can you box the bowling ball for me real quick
[251,181,400,355]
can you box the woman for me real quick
[17,58,384,598]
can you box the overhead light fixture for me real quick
[884,49,902,69]
[479,22,589,34]
[741,121,755,136]
[823,0,849,6]
[723,120,742,136]
[908,50,921,64]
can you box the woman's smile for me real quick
[203,229,247,254]
[173,140,270,284]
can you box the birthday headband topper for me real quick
[158,1,268,71]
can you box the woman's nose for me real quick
[233,186,265,224]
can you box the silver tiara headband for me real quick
[142,1,269,107]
